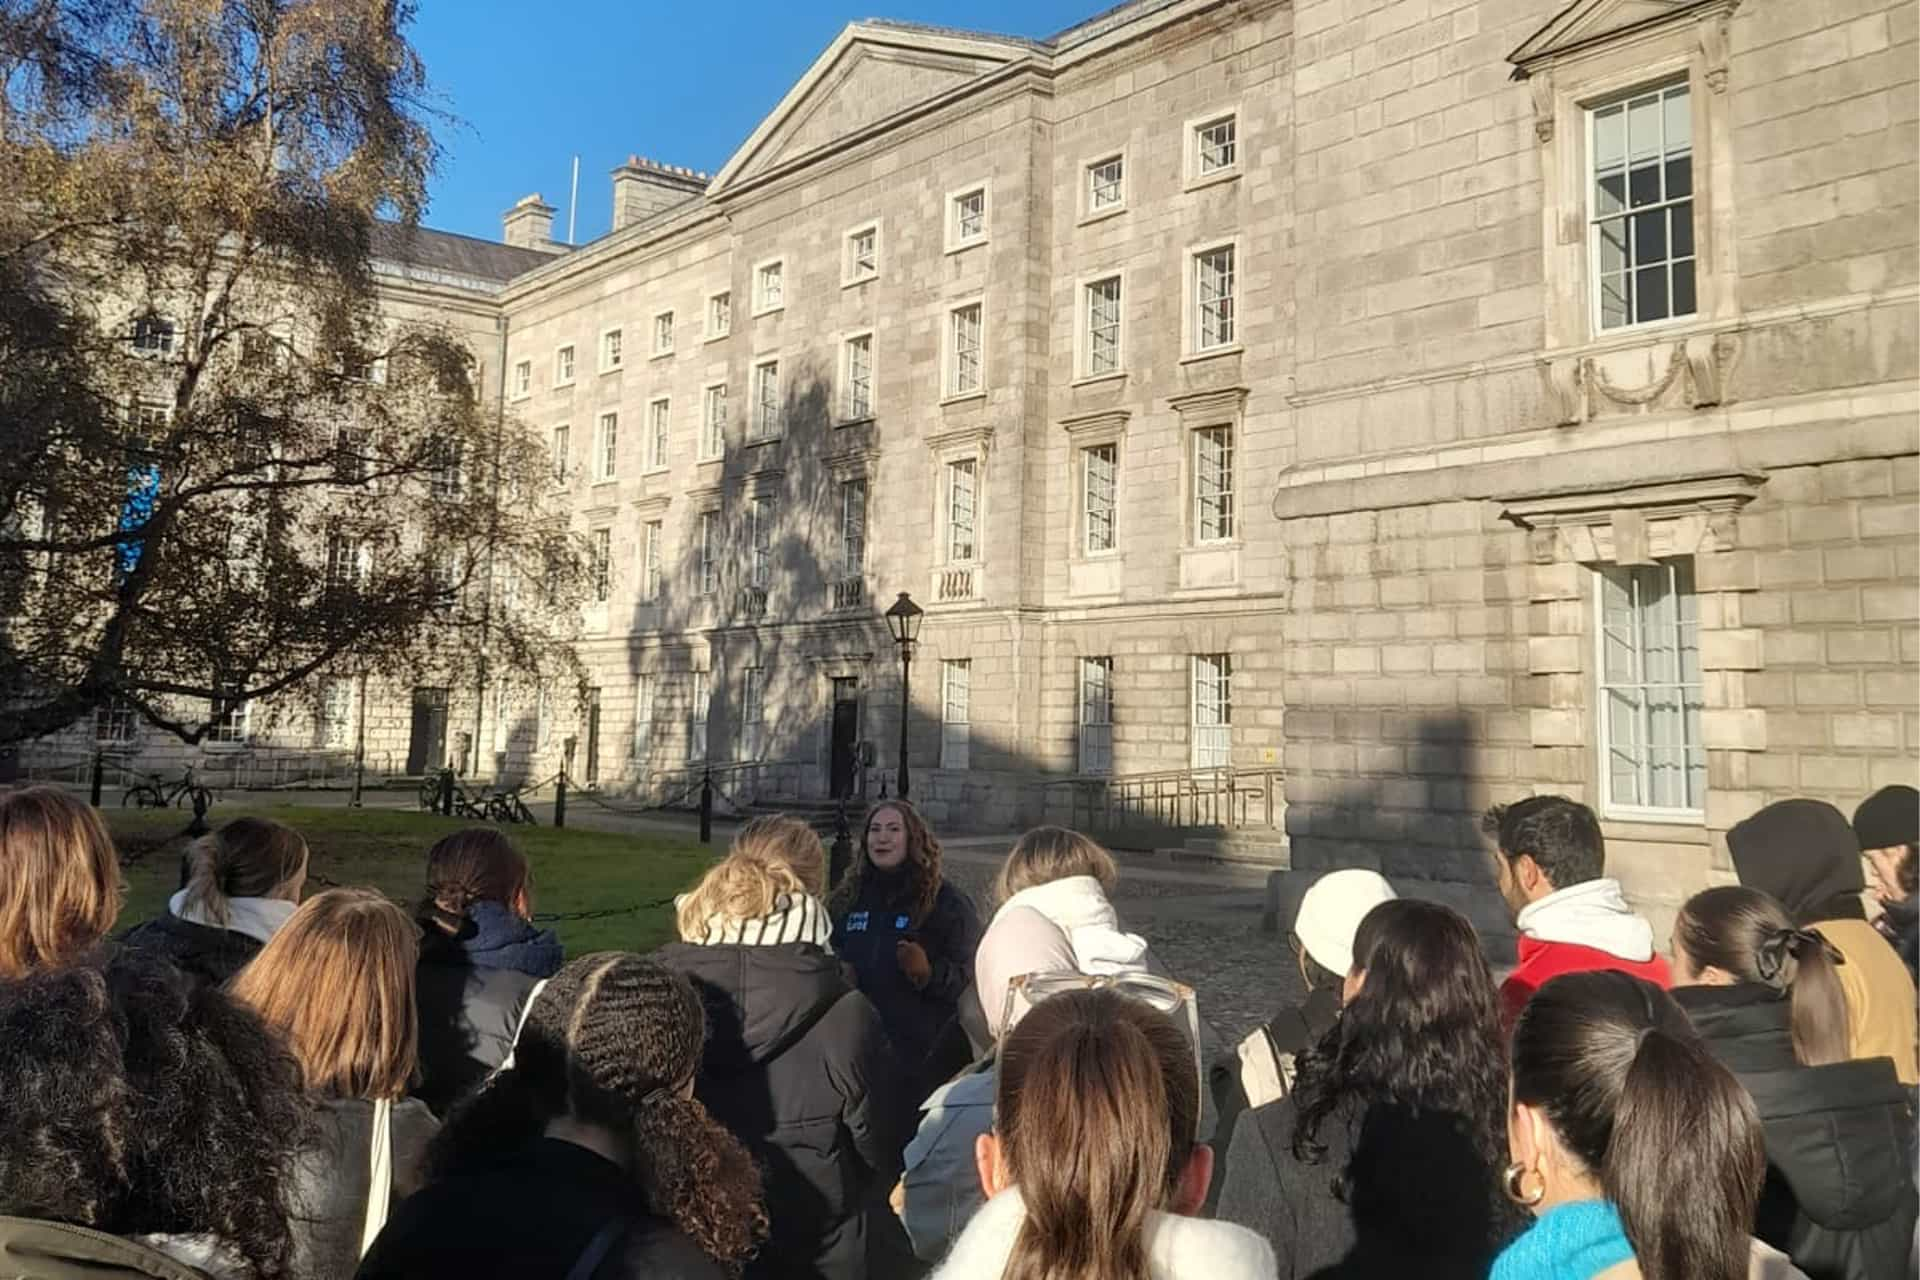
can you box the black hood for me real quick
[656,941,850,1073]
[1728,799,1866,924]
[1742,1056,1915,1230]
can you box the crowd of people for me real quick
[0,780,1913,1280]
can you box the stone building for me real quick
[30,0,1917,938]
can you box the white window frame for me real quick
[700,381,728,460]
[1083,152,1127,220]
[1081,442,1120,556]
[944,300,985,400]
[1078,656,1114,775]
[697,510,720,596]
[843,221,880,286]
[740,666,765,761]
[1191,424,1236,545]
[599,326,624,373]
[550,423,570,485]
[642,520,664,602]
[593,411,619,483]
[208,698,252,746]
[1586,79,1697,335]
[945,182,990,252]
[646,397,671,472]
[1594,557,1705,821]
[747,494,774,590]
[96,698,138,745]
[944,456,979,565]
[706,289,732,340]
[1190,654,1232,769]
[688,671,710,762]
[324,533,367,591]
[940,659,972,770]
[1188,241,1240,356]
[750,358,781,441]
[842,330,875,422]
[131,313,177,356]
[511,359,532,400]
[839,476,867,579]
[752,258,785,316]
[630,675,655,762]
[553,344,575,388]
[589,526,612,603]
[652,309,675,357]
[1186,109,1241,187]
[1078,273,1125,380]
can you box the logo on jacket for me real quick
[847,911,869,932]
[894,914,910,930]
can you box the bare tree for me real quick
[0,0,583,746]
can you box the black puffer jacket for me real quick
[413,903,563,1117]
[288,1096,439,1280]
[119,911,262,988]
[1675,983,1918,1280]
[657,940,906,1280]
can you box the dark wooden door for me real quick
[829,678,859,799]
[406,687,449,775]
[584,688,602,785]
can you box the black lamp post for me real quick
[884,592,924,799]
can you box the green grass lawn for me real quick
[107,807,718,955]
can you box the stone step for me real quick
[1153,832,1291,867]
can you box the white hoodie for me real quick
[1513,877,1656,962]
[991,875,1151,975]
[931,1186,1277,1280]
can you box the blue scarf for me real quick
[1491,1201,1635,1280]
[460,900,564,977]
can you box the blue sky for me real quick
[410,0,1098,245]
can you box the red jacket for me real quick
[1500,937,1672,1029]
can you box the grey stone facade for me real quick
[29,0,1917,937]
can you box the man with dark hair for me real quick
[1856,784,1918,980]
[1484,795,1669,1027]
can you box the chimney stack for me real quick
[611,156,709,232]
[502,193,564,253]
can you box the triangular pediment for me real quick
[1509,0,1736,73]
[709,24,1030,195]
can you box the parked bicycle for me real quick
[122,765,217,816]
[416,768,537,825]
[484,790,537,825]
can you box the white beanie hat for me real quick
[1294,869,1397,975]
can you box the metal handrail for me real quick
[1040,765,1283,834]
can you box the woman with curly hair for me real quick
[232,889,440,1279]
[412,827,564,1116]
[1216,898,1525,1278]
[0,785,121,978]
[357,953,767,1279]
[0,950,307,1278]
[829,801,981,1076]
[123,816,309,986]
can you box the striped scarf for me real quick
[695,892,835,949]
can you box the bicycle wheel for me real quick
[418,778,439,811]
[512,798,537,826]
[122,784,161,808]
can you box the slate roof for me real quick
[369,222,560,285]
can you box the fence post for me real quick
[699,768,713,845]
[555,770,568,829]
[89,748,104,807]
[829,795,851,889]
[438,767,453,816]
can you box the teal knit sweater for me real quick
[1491,1200,1636,1280]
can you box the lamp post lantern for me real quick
[884,592,924,799]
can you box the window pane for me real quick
[1633,209,1666,263]
[1628,162,1662,209]
[1635,265,1670,321]
[1598,218,1628,275]
[1672,260,1697,317]
[1627,94,1662,162]
[1595,169,1626,217]
[1665,153,1693,200]
[1593,105,1624,168]
[1599,273,1630,329]
[1597,559,1703,814]
[1663,86,1692,152]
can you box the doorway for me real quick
[828,677,859,799]
[406,687,450,775]
[584,687,603,785]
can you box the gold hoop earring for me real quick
[1503,1160,1545,1207]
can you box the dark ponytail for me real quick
[1513,972,1764,1280]
[423,954,766,1273]
[419,828,531,933]
[1675,885,1851,1066]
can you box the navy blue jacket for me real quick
[831,874,980,1075]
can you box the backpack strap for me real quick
[358,1096,393,1258]
[564,1219,628,1280]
